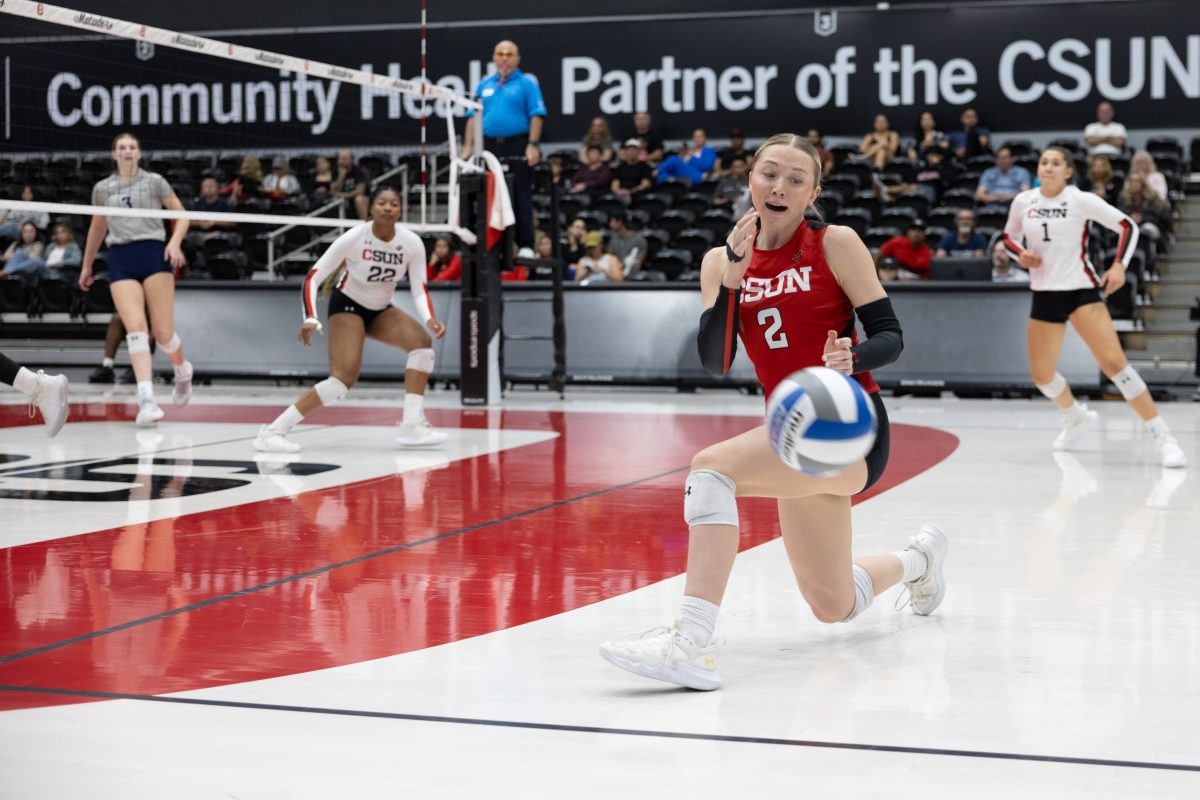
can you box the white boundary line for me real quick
[0,0,480,111]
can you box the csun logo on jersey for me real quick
[1026,207,1069,219]
[742,266,812,303]
[362,248,405,265]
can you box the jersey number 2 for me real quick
[757,307,788,350]
[367,266,397,282]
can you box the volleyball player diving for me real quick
[80,132,194,427]
[599,133,948,691]
[1004,147,1186,468]
[254,186,448,453]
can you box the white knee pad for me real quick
[159,333,181,354]
[314,376,349,406]
[406,347,435,374]
[841,564,875,622]
[1111,365,1147,400]
[683,469,738,528]
[1035,372,1067,399]
[126,331,151,354]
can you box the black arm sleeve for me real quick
[697,286,740,376]
[849,296,903,374]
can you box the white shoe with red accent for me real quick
[396,418,448,447]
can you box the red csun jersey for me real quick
[737,220,879,399]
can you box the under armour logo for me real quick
[685,486,692,496]
[791,248,804,262]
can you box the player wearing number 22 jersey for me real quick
[737,220,879,399]
[302,221,434,325]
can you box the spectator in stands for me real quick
[192,176,236,234]
[875,220,932,280]
[332,149,370,219]
[976,146,1031,205]
[570,145,614,195]
[655,129,716,187]
[310,155,335,201]
[711,154,750,212]
[0,186,50,244]
[222,155,264,206]
[43,223,82,275]
[1118,171,1170,247]
[579,116,615,164]
[573,230,623,284]
[947,107,990,161]
[912,145,955,203]
[263,157,304,203]
[606,210,647,275]
[859,113,900,171]
[564,217,589,265]
[428,236,463,282]
[1084,155,1117,203]
[715,128,750,176]
[908,110,947,161]
[1084,101,1126,157]
[807,129,836,175]
[626,111,665,164]
[611,139,654,197]
[535,231,555,260]
[936,208,988,257]
[547,154,573,195]
[0,222,48,284]
[990,241,1029,283]
[1128,150,1170,206]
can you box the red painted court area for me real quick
[0,403,957,710]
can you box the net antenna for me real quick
[0,0,481,238]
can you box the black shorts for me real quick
[107,240,173,283]
[1030,288,1104,323]
[858,392,890,494]
[328,289,389,328]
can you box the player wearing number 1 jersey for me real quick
[254,186,449,453]
[600,134,947,691]
[1003,147,1185,467]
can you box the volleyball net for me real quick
[0,0,485,238]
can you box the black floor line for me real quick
[0,464,687,665]
[1,684,1196,774]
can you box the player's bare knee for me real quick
[690,446,731,476]
[1100,357,1129,378]
[331,371,358,389]
[808,595,852,625]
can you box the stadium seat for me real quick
[832,208,872,237]
[655,209,695,237]
[641,229,670,260]
[655,178,691,203]
[673,228,714,264]
[632,192,672,220]
[864,226,903,251]
[626,270,667,283]
[696,209,734,239]
[675,193,712,219]
[845,191,881,223]
[649,248,692,280]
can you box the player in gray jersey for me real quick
[80,133,195,427]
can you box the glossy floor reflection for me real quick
[0,385,1197,798]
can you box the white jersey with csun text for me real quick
[1003,185,1137,292]
[302,222,432,323]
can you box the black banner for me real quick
[3,1,1196,151]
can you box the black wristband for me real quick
[725,243,744,263]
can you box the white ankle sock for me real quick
[403,393,424,425]
[174,360,193,380]
[137,381,155,403]
[102,357,114,369]
[1145,415,1170,439]
[1062,401,1088,422]
[894,548,929,583]
[13,367,37,396]
[272,405,304,434]
[678,596,719,646]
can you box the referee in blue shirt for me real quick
[462,40,547,250]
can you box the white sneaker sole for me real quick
[136,407,165,427]
[254,438,301,454]
[40,375,70,438]
[396,431,449,447]
[173,381,192,407]
[598,645,721,691]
